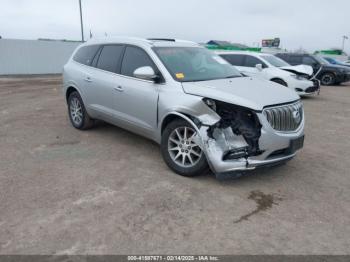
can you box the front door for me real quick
[113,46,160,138]
[239,55,267,79]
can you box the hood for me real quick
[323,63,350,71]
[181,77,300,111]
[280,65,313,76]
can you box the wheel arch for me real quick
[160,112,201,136]
[320,71,336,77]
[270,77,288,87]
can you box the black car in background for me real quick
[323,57,350,68]
[276,53,350,86]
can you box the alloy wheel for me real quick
[70,97,83,126]
[168,126,202,168]
[321,74,334,85]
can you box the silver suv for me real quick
[63,37,304,178]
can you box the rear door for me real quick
[86,45,125,118]
[113,46,161,138]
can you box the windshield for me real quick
[312,55,328,65]
[261,55,290,67]
[153,47,242,82]
[324,57,336,64]
[326,57,344,65]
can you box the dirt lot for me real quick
[0,76,350,255]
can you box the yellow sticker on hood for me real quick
[175,73,185,79]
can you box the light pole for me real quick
[342,35,348,51]
[79,0,84,42]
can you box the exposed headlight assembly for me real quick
[203,98,217,112]
[291,74,306,80]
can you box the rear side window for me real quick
[220,54,245,66]
[73,45,100,65]
[244,55,265,68]
[121,46,156,78]
[288,56,302,65]
[96,45,124,73]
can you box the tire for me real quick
[67,91,94,130]
[320,73,335,86]
[161,119,209,177]
[271,78,288,87]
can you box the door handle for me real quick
[114,86,124,92]
[84,76,92,82]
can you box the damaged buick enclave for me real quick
[63,37,305,178]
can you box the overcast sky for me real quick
[1,0,349,53]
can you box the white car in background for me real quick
[216,51,320,96]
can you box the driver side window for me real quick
[244,55,267,68]
[302,56,317,66]
[121,46,158,79]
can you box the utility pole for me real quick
[79,0,84,42]
[342,35,348,51]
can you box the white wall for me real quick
[0,39,81,75]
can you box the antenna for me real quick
[79,0,84,42]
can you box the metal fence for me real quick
[0,39,81,75]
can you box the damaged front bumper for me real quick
[295,80,321,96]
[288,77,320,96]
[194,111,304,176]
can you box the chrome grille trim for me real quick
[263,101,303,132]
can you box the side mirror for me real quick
[133,66,158,81]
[255,64,263,71]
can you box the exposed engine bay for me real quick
[280,65,313,77]
[199,100,263,161]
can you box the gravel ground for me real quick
[0,76,349,255]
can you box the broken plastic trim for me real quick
[204,100,263,157]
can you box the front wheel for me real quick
[320,73,335,86]
[161,119,209,177]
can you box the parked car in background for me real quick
[276,53,350,86]
[63,37,305,178]
[323,57,350,68]
[216,51,320,96]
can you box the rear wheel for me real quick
[161,119,208,177]
[67,91,94,130]
[320,73,335,86]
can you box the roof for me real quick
[214,50,271,56]
[84,36,199,48]
[231,43,249,49]
[207,40,233,46]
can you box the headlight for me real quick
[290,74,305,80]
[203,98,217,112]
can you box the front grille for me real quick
[263,101,303,132]
[305,80,320,93]
[305,85,318,93]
